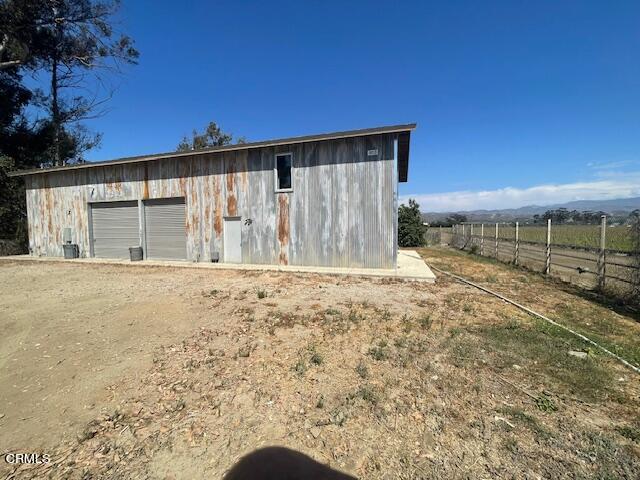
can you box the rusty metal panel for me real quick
[243,149,259,263]
[23,132,399,268]
[185,157,200,261]
[224,151,237,217]
[260,147,278,264]
[199,154,213,261]
[211,153,224,260]
[243,148,269,264]
[27,163,138,258]
[276,193,290,265]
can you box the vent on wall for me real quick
[367,149,378,156]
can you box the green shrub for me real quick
[398,199,426,247]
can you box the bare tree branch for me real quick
[0,59,22,70]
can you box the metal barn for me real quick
[10,124,415,269]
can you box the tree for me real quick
[398,199,425,247]
[0,0,138,246]
[0,69,52,245]
[1,0,139,166]
[428,214,467,227]
[0,0,50,71]
[177,122,246,151]
[446,213,467,225]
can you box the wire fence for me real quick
[425,219,640,304]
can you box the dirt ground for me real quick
[1,249,639,479]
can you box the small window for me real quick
[275,153,292,192]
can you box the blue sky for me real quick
[49,1,640,211]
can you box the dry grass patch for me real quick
[1,256,639,479]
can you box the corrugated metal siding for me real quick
[144,198,187,260]
[287,135,395,268]
[91,201,140,259]
[24,133,397,268]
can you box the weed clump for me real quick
[354,385,379,405]
[368,341,388,361]
[449,327,462,338]
[347,308,364,323]
[535,394,558,413]
[616,425,640,443]
[293,359,306,376]
[394,337,408,348]
[356,360,369,379]
[310,351,323,366]
[505,319,520,330]
[419,315,433,330]
[295,345,324,372]
[497,406,551,440]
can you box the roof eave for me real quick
[397,130,411,183]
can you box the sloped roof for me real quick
[9,123,416,181]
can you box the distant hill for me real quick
[422,197,640,223]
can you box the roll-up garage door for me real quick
[144,198,187,260]
[91,201,140,259]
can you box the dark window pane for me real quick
[277,155,292,190]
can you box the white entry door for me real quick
[223,217,242,263]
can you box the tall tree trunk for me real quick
[51,6,63,166]
[51,52,61,166]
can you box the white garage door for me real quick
[145,198,187,260]
[91,201,140,259]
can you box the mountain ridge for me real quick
[421,196,640,222]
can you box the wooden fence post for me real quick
[495,223,499,259]
[545,219,551,275]
[598,215,607,290]
[439,226,443,245]
[514,222,519,265]
[480,223,484,256]
[470,223,474,250]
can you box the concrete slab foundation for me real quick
[0,249,435,282]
